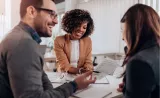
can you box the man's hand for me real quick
[74,71,96,90]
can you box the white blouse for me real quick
[70,40,79,68]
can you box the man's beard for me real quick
[34,21,50,37]
[37,31,50,37]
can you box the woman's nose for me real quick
[80,27,85,31]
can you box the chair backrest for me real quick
[93,56,98,66]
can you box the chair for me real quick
[93,56,98,66]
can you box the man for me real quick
[0,0,96,98]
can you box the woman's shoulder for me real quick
[55,34,65,39]
[130,45,159,66]
[81,36,91,42]
[127,45,159,81]
[54,34,67,42]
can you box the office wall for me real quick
[0,0,11,42]
[0,0,5,14]
[77,0,139,54]
[11,0,21,28]
[56,2,65,14]
[9,0,139,54]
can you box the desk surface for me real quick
[46,72,123,98]
[44,53,56,62]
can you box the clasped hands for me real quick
[68,67,93,74]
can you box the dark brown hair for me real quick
[20,0,55,18]
[121,4,160,68]
[61,9,94,38]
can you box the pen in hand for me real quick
[93,70,100,73]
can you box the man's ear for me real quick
[26,6,38,18]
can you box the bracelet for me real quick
[78,68,83,74]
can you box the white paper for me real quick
[46,72,109,84]
[46,72,63,83]
[46,72,76,83]
[92,73,109,84]
[73,85,112,98]
[94,76,109,84]
[95,58,120,75]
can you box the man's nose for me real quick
[52,18,58,24]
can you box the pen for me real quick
[102,92,112,98]
[93,70,100,73]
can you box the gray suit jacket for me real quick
[0,23,74,98]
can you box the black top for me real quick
[123,39,160,98]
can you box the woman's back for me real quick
[123,39,159,98]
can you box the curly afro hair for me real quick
[61,9,94,38]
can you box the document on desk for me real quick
[95,58,120,75]
[46,72,76,83]
[46,72,109,84]
[93,73,109,84]
[46,72,63,83]
[73,85,112,98]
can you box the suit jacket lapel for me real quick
[65,34,71,63]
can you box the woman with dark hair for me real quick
[118,4,160,98]
[54,9,94,74]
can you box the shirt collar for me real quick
[139,38,159,51]
[20,21,42,44]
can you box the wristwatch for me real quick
[70,81,78,92]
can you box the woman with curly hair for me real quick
[54,9,94,74]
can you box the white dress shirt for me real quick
[70,40,79,68]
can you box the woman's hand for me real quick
[68,67,79,74]
[68,67,93,74]
[117,82,124,92]
[78,68,93,74]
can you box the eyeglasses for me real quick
[35,7,57,19]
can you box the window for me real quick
[52,13,65,39]
[142,0,160,15]
[0,0,11,42]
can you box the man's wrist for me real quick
[70,81,78,92]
